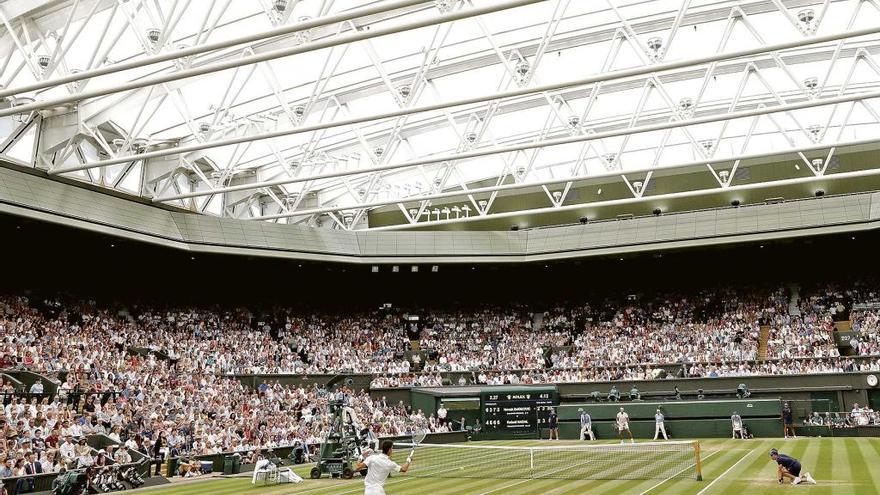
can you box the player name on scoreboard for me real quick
[481,387,558,434]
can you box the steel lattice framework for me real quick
[2,0,880,231]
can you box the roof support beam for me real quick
[146,86,880,202]
[252,135,880,221]
[367,165,880,231]
[0,0,548,118]
[46,24,880,177]
[0,0,439,99]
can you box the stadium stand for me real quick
[2,276,880,483]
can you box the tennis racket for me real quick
[408,428,427,463]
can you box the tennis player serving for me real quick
[356,440,412,495]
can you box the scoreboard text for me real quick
[481,389,556,433]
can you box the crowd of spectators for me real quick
[3,283,878,388]
[764,313,839,359]
[370,356,880,389]
[800,279,880,358]
[0,377,437,482]
[369,373,443,388]
[0,295,443,483]
[805,403,879,428]
[850,310,880,356]
[2,278,880,481]
[416,307,551,372]
[555,288,788,367]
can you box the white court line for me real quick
[695,450,755,495]
[638,450,721,495]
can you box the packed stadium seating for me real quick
[2,280,880,477]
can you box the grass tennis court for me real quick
[143,438,880,495]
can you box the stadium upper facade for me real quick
[2,0,880,258]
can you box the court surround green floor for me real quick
[140,438,880,495]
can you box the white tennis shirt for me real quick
[363,453,402,495]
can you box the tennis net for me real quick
[391,440,703,481]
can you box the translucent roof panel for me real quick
[0,0,878,230]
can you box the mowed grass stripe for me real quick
[588,448,709,495]
[695,439,769,495]
[798,437,823,484]
[830,436,851,495]
[634,449,722,495]
[844,438,868,494]
[810,437,833,487]
[392,476,498,495]
[857,438,880,491]
[128,438,880,495]
[420,472,544,495]
[653,444,747,495]
[724,439,777,492]
[146,479,246,495]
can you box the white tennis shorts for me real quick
[365,486,386,495]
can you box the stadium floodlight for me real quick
[146,28,162,45]
[11,96,35,123]
[678,97,693,112]
[514,60,530,79]
[647,37,663,60]
[398,85,412,98]
[391,441,704,481]
[36,56,51,73]
[803,77,819,98]
[798,9,816,32]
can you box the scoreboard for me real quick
[480,386,558,436]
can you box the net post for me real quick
[693,440,703,481]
